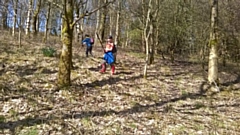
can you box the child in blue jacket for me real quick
[82,34,93,57]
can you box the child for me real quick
[99,36,116,75]
[82,34,93,57]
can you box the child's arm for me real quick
[105,43,113,52]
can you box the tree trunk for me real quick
[43,2,51,43]
[79,4,85,45]
[57,0,74,87]
[43,2,51,42]
[149,26,154,64]
[99,0,108,40]
[19,27,22,48]
[125,24,129,48]
[208,0,218,85]
[143,0,152,79]
[141,0,146,53]
[32,0,42,35]
[18,2,22,48]
[149,0,160,65]
[60,12,63,39]
[2,0,9,29]
[12,0,18,36]
[94,0,101,46]
[109,10,113,36]
[25,0,33,35]
[114,0,122,46]
[75,9,80,43]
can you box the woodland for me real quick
[0,0,240,135]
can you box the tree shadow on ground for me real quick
[0,111,50,134]
[221,74,240,87]
[1,63,237,134]
[1,48,239,133]
[88,67,100,72]
[2,63,57,77]
[64,81,209,118]
[115,71,134,75]
[81,74,142,88]
[0,80,210,132]
[88,66,134,76]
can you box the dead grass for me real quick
[0,30,240,135]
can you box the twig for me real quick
[72,1,115,27]
[213,80,220,92]
[96,33,105,51]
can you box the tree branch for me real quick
[72,0,115,27]
[47,0,63,9]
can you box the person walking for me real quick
[99,36,116,75]
[82,34,93,57]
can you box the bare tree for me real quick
[208,0,219,85]
[0,0,10,29]
[25,0,33,35]
[143,0,153,79]
[43,2,51,42]
[99,0,108,40]
[31,0,42,35]
[149,0,161,64]
[57,0,74,86]
[94,0,101,45]
[114,0,123,46]
[56,0,114,87]
[12,0,18,36]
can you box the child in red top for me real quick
[99,36,115,75]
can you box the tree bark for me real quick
[143,0,152,79]
[149,0,160,65]
[94,0,101,46]
[114,0,122,46]
[1,0,9,29]
[43,2,51,43]
[208,0,218,85]
[57,0,74,87]
[99,0,108,40]
[25,0,33,35]
[12,0,18,36]
[75,7,80,43]
[32,0,42,35]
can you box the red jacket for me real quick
[105,42,114,52]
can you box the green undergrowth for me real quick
[41,46,56,57]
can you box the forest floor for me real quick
[0,33,240,135]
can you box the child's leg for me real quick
[89,46,93,56]
[86,47,89,57]
[100,61,106,73]
[110,64,115,75]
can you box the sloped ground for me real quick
[0,34,240,135]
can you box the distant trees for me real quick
[219,0,240,65]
